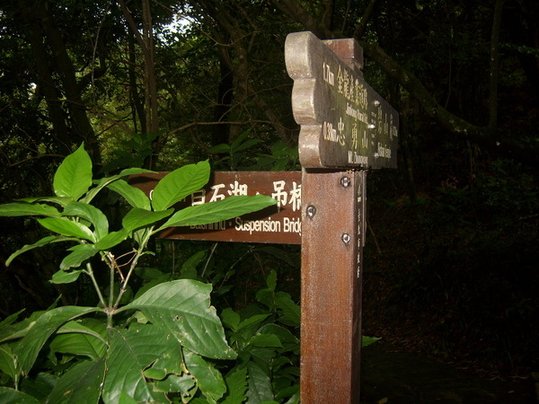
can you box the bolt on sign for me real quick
[285,31,398,169]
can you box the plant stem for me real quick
[86,262,107,308]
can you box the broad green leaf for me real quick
[102,326,172,403]
[0,346,17,380]
[93,229,129,251]
[221,308,240,331]
[246,361,274,403]
[158,195,276,230]
[151,161,210,211]
[50,324,106,360]
[0,310,45,344]
[5,235,76,266]
[184,350,226,403]
[15,306,99,375]
[0,387,39,404]
[275,292,300,327]
[37,217,95,242]
[50,268,82,284]
[0,309,24,328]
[106,179,151,210]
[152,374,196,396]
[250,333,282,348]
[222,366,248,404]
[122,208,173,232]
[258,324,299,353]
[19,196,72,208]
[82,168,155,204]
[63,202,109,240]
[122,279,236,359]
[53,144,93,200]
[0,202,60,217]
[60,244,98,270]
[47,359,105,404]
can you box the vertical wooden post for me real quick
[301,170,366,403]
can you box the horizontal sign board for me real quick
[131,171,302,244]
[285,31,399,169]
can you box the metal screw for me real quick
[340,176,351,188]
[306,205,316,218]
[373,100,381,107]
[341,233,351,244]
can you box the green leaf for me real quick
[82,168,155,204]
[221,308,240,331]
[0,387,39,404]
[106,179,151,210]
[47,359,105,404]
[250,333,282,348]
[158,195,276,230]
[60,244,98,270]
[50,269,82,284]
[19,196,73,208]
[122,208,173,232]
[222,366,248,404]
[122,279,236,359]
[93,229,129,251]
[151,161,210,211]
[184,349,226,403]
[53,144,93,200]
[362,335,381,347]
[37,217,95,241]
[0,202,60,217]
[50,322,106,360]
[15,306,99,375]
[275,292,300,327]
[102,326,173,403]
[246,361,274,403]
[63,202,109,240]
[0,346,17,380]
[5,235,76,266]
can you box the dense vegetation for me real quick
[0,0,537,400]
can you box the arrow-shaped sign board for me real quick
[285,31,399,169]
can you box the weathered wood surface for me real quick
[300,170,366,403]
[285,31,399,169]
[131,171,302,244]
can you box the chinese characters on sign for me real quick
[132,171,302,245]
[285,31,399,169]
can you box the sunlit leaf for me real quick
[121,279,236,359]
[93,229,129,251]
[50,269,82,284]
[122,208,173,232]
[151,161,210,211]
[106,179,151,210]
[60,244,98,270]
[63,202,109,240]
[37,217,95,241]
[81,168,155,204]
[0,202,60,217]
[158,195,276,230]
[53,144,93,200]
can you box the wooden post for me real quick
[300,170,366,402]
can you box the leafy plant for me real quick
[0,144,276,402]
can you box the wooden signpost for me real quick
[135,31,398,403]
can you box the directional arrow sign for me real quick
[285,31,399,169]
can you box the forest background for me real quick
[0,0,537,388]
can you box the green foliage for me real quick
[0,145,277,402]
